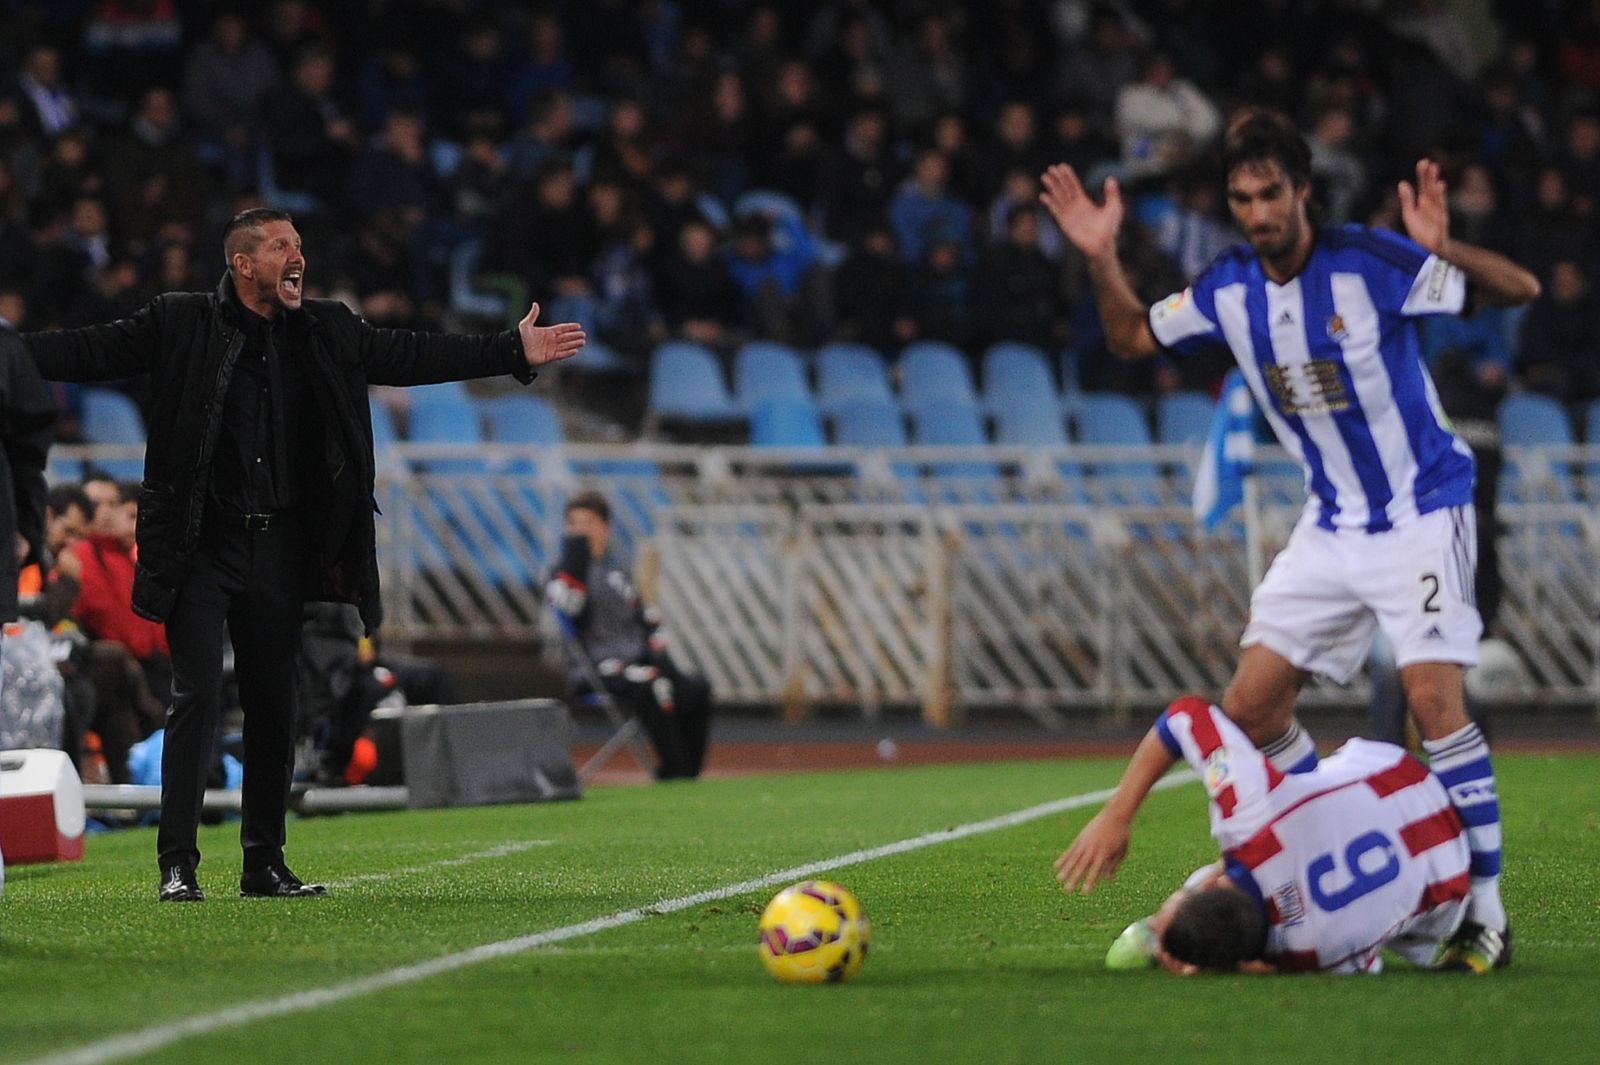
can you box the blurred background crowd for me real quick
[2,0,1599,435]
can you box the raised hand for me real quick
[1039,164,1125,260]
[1398,158,1450,256]
[517,302,587,367]
[1053,808,1132,895]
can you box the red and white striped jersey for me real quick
[1156,697,1471,973]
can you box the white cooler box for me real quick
[0,748,86,864]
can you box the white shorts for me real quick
[1240,505,1482,683]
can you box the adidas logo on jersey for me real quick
[1422,625,1444,640]
[1275,309,1294,326]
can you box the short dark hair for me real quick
[1222,109,1312,189]
[565,490,611,523]
[1160,886,1268,971]
[223,208,294,265]
[47,483,92,520]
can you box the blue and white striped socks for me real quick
[1425,722,1507,933]
[1260,720,1319,775]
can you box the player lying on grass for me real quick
[1058,697,1507,974]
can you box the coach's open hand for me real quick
[518,301,587,367]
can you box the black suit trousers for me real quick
[156,514,307,871]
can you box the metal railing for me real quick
[49,442,1600,721]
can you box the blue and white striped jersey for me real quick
[1150,226,1475,532]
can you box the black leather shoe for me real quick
[240,863,329,898]
[158,865,205,902]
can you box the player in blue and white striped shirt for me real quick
[1039,110,1539,972]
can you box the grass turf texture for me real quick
[0,754,1595,1065]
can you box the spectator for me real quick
[586,97,655,190]
[725,213,826,345]
[928,111,993,208]
[652,217,740,347]
[832,224,916,352]
[887,147,972,265]
[349,107,437,227]
[977,205,1067,350]
[9,45,78,141]
[355,44,429,131]
[906,236,973,350]
[504,89,576,182]
[507,12,576,124]
[886,11,966,132]
[69,478,171,700]
[1114,49,1221,178]
[263,47,359,210]
[1308,107,1367,226]
[547,491,711,781]
[483,159,598,302]
[180,11,282,191]
[820,108,897,244]
[1517,259,1600,405]
[433,20,514,139]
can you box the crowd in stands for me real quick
[2,0,1600,437]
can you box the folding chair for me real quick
[550,607,657,781]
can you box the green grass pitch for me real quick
[1,754,1596,1065]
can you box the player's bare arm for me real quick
[1399,159,1541,306]
[1054,729,1178,894]
[1039,164,1160,360]
[518,301,587,367]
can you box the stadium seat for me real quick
[981,341,1057,414]
[80,388,146,480]
[481,394,566,448]
[993,396,1069,446]
[1586,399,1600,445]
[255,143,320,214]
[1156,391,1216,447]
[647,341,742,425]
[734,341,810,413]
[1498,393,1574,446]
[816,343,895,414]
[481,394,564,447]
[406,397,486,473]
[562,338,631,375]
[1072,393,1163,505]
[831,397,907,447]
[448,239,510,322]
[1498,393,1576,502]
[750,395,828,448]
[899,341,978,409]
[910,399,1003,500]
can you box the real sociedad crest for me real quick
[1326,314,1349,342]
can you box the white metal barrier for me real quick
[48,442,1600,721]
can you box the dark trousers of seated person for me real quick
[594,660,711,779]
[157,514,306,873]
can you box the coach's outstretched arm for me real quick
[1400,159,1541,306]
[1039,164,1161,361]
[1054,727,1179,894]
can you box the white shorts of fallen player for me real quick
[1242,504,1481,683]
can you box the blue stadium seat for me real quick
[1586,399,1600,444]
[750,395,827,447]
[481,394,565,448]
[255,143,320,214]
[734,341,809,413]
[1498,393,1576,502]
[982,341,1057,414]
[899,341,977,409]
[993,396,1068,446]
[81,388,146,479]
[564,338,631,375]
[910,399,1002,499]
[406,398,486,474]
[1072,393,1163,505]
[1156,391,1216,447]
[648,341,742,424]
[816,342,894,414]
[831,397,907,448]
[369,397,399,448]
[448,239,509,322]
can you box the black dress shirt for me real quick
[211,296,307,515]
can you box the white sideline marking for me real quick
[328,840,555,888]
[21,773,1194,1065]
